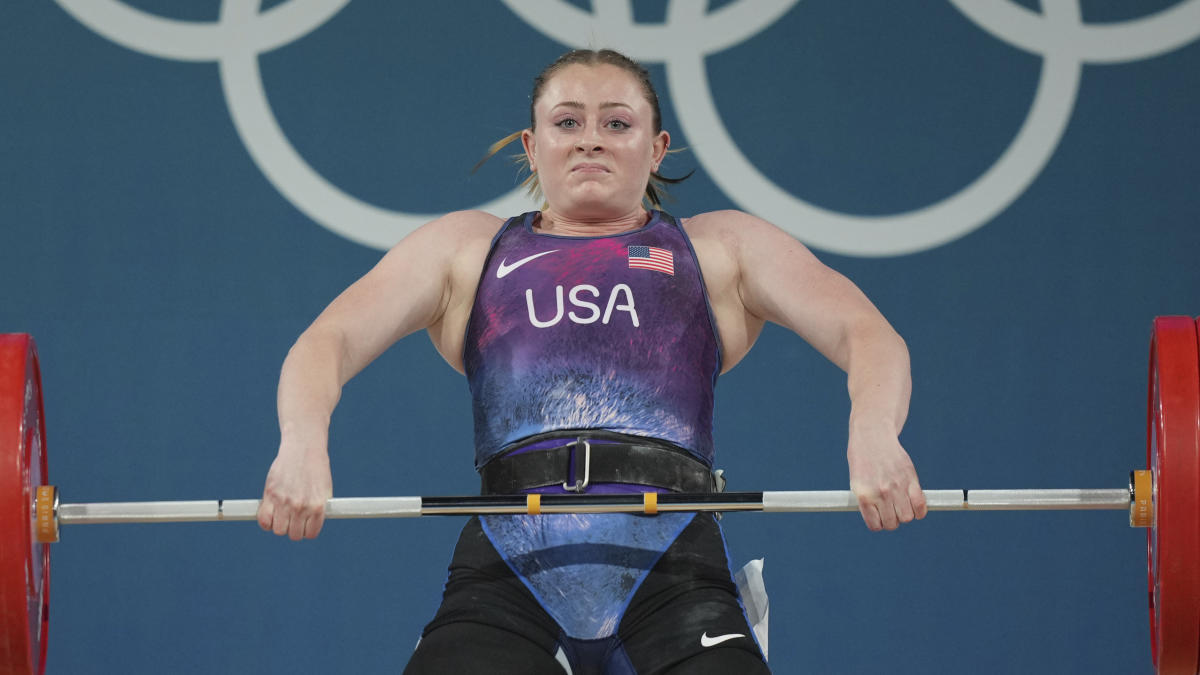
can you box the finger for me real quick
[288,509,311,541]
[304,510,325,540]
[272,506,292,537]
[257,499,275,531]
[879,502,900,531]
[897,494,912,526]
[909,481,928,519]
[873,484,900,530]
[895,492,916,524]
[858,497,883,532]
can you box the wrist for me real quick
[848,409,900,437]
[278,420,330,456]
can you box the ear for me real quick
[651,130,670,170]
[521,128,537,173]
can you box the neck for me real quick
[536,207,651,237]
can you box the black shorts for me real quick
[403,513,770,675]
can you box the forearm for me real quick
[276,327,347,454]
[844,319,911,436]
[842,319,923,531]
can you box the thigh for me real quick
[617,514,768,674]
[409,518,564,669]
[404,622,566,675]
[660,648,771,674]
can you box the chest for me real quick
[433,219,757,374]
[470,226,708,341]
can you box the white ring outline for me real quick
[516,0,1199,255]
[54,0,538,249]
[949,0,1200,64]
[660,0,1083,256]
[214,1,535,250]
[50,0,1200,255]
[497,0,801,60]
[54,0,348,62]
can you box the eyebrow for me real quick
[552,101,633,112]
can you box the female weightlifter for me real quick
[257,49,925,674]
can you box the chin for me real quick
[559,188,640,218]
[562,198,639,220]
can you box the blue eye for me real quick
[556,119,578,129]
[607,120,630,130]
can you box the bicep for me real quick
[306,212,486,381]
[735,216,883,370]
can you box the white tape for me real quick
[734,558,769,661]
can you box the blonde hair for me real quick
[473,49,691,208]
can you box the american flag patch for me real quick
[627,245,674,275]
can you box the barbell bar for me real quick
[33,487,1135,529]
[1,315,1197,675]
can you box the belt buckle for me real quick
[562,438,591,492]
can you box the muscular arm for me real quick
[692,210,924,531]
[260,210,499,540]
[734,216,911,434]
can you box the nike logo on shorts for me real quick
[699,632,745,647]
[496,250,558,278]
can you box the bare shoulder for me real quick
[300,211,505,378]
[392,209,502,283]
[437,209,505,233]
[681,209,759,231]
[412,209,504,246]
[679,211,776,371]
[436,209,504,275]
[681,209,818,279]
[678,210,745,271]
[682,209,802,250]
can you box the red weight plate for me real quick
[1147,317,1200,674]
[0,334,50,675]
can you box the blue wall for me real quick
[3,1,1198,673]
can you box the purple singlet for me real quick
[464,210,722,469]
[461,210,727,642]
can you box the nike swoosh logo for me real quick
[496,250,558,278]
[700,632,745,647]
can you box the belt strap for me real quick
[479,436,717,495]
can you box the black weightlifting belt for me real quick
[479,431,717,495]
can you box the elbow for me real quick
[288,323,353,384]
[842,313,909,372]
[877,320,909,370]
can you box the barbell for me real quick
[1,316,1197,675]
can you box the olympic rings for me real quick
[50,0,1200,255]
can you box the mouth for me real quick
[571,163,610,173]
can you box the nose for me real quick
[575,125,603,152]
